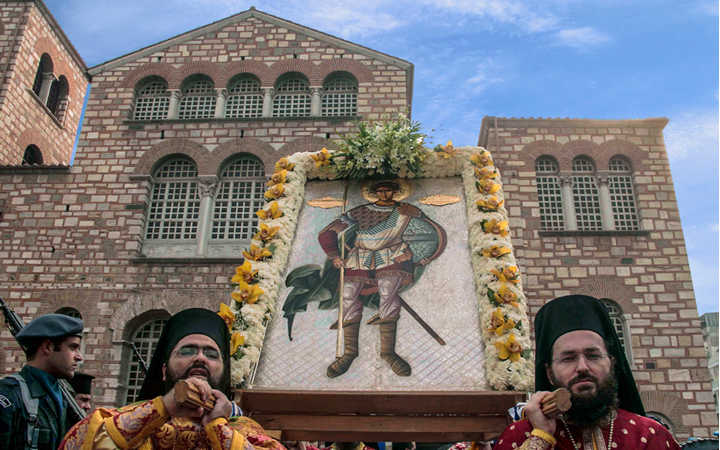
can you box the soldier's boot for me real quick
[379,320,411,376]
[327,322,360,378]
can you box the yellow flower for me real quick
[275,157,295,172]
[264,183,285,200]
[474,166,498,180]
[476,196,504,212]
[253,223,280,243]
[481,245,512,259]
[495,334,523,362]
[477,179,500,194]
[218,303,235,331]
[231,260,258,284]
[489,308,516,336]
[482,219,509,237]
[470,151,493,167]
[311,147,332,167]
[256,201,283,220]
[267,170,287,187]
[242,244,272,262]
[490,265,520,284]
[435,140,457,159]
[230,332,245,355]
[494,284,519,308]
[231,281,264,305]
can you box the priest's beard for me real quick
[162,360,223,395]
[551,370,619,428]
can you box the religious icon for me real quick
[283,179,447,378]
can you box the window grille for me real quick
[600,299,631,362]
[32,54,52,97]
[178,77,216,119]
[572,157,602,231]
[225,75,263,119]
[535,157,564,231]
[212,156,266,240]
[272,73,310,117]
[321,73,357,117]
[608,157,639,231]
[134,78,170,120]
[124,318,167,404]
[145,158,200,240]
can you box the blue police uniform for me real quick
[0,314,82,450]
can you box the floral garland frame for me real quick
[220,145,535,391]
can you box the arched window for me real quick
[56,307,82,319]
[145,157,200,240]
[608,157,639,231]
[32,54,53,98]
[321,72,357,117]
[46,75,69,121]
[178,75,216,120]
[123,316,168,404]
[22,145,43,166]
[535,156,564,231]
[600,298,632,362]
[272,72,310,117]
[572,156,602,231]
[133,76,170,120]
[225,74,263,119]
[212,156,266,240]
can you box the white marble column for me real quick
[39,72,55,104]
[262,87,274,118]
[310,87,322,116]
[560,175,578,231]
[167,89,182,119]
[597,173,615,230]
[196,176,219,256]
[214,88,227,119]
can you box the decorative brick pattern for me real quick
[479,117,717,439]
[0,7,410,411]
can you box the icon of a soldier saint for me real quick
[283,180,447,378]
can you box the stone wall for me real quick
[480,117,717,439]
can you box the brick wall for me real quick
[480,117,717,439]
[0,10,412,407]
[0,1,87,166]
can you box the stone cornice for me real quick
[478,116,669,147]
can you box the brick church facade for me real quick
[0,0,715,440]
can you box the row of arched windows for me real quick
[31,53,69,122]
[536,155,639,232]
[133,71,358,121]
[144,155,265,244]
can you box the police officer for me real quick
[0,313,83,450]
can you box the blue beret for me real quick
[16,314,83,345]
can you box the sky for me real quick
[44,0,718,315]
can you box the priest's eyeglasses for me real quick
[174,345,221,360]
[551,351,608,369]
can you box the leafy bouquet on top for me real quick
[332,113,427,179]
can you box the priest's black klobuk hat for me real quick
[137,308,231,401]
[534,294,645,416]
[69,372,95,395]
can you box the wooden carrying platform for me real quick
[238,390,526,442]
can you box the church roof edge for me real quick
[478,116,669,147]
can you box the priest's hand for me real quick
[162,376,211,419]
[524,391,556,435]
[201,389,232,426]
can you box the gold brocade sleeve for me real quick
[517,436,554,450]
[103,397,169,449]
[227,417,286,450]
